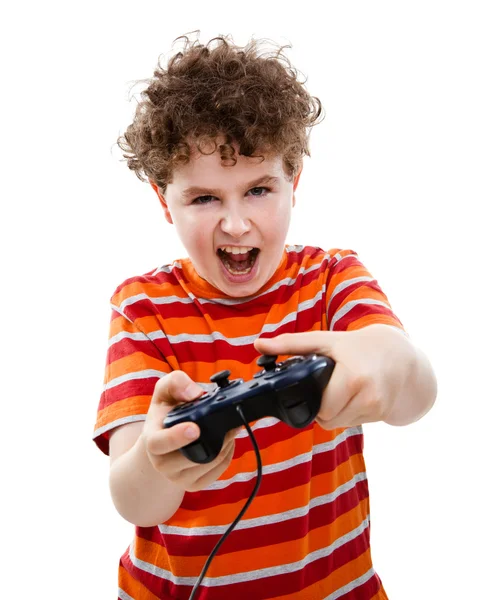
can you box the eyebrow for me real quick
[180,175,280,200]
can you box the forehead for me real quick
[170,148,287,188]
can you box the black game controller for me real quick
[163,354,335,464]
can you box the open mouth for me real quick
[217,246,260,276]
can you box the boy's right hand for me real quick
[141,371,239,493]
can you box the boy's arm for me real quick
[108,371,240,527]
[109,421,186,527]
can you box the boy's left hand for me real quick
[254,324,416,429]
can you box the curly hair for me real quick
[117,33,324,190]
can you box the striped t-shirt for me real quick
[93,245,404,600]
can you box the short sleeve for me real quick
[325,249,406,334]
[92,306,172,455]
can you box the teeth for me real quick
[219,246,254,254]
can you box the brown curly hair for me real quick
[117,33,324,190]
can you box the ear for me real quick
[150,180,173,224]
[292,166,302,207]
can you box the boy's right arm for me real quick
[108,371,239,527]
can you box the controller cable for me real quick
[188,404,263,600]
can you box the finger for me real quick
[254,332,339,357]
[164,435,237,491]
[317,362,360,423]
[147,421,200,456]
[325,385,384,429]
[318,388,370,429]
[152,371,205,408]
[167,426,241,473]
[186,442,236,492]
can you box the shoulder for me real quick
[109,259,187,321]
[284,245,359,271]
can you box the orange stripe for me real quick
[114,279,187,303]
[105,352,169,383]
[109,313,139,337]
[336,285,390,309]
[346,314,403,331]
[95,396,150,430]
[118,564,161,599]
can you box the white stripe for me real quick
[93,414,146,440]
[109,330,149,347]
[286,244,305,253]
[116,293,192,314]
[152,261,183,276]
[104,368,167,392]
[324,568,376,600]
[330,298,392,330]
[326,276,375,314]
[137,514,370,586]
[118,588,135,600]
[235,416,279,434]
[160,470,367,536]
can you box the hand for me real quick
[142,371,240,492]
[255,325,416,429]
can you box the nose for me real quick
[220,204,251,238]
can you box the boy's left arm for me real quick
[254,324,437,428]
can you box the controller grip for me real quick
[278,358,335,428]
[180,433,224,464]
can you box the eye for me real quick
[192,195,217,205]
[248,187,270,197]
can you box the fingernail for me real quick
[184,383,201,401]
[185,425,199,440]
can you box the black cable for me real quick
[188,405,263,600]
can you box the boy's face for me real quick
[158,148,299,298]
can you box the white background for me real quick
[2,1,496,598]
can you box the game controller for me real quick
[163,354,335,464]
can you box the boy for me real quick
[93,34,437,600]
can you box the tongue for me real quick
[227,252,250,262]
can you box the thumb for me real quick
[152,370,205,407]
[255,332,334,358]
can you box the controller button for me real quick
[249,382,259,388]
[210,370,232,389]
[257,355,278,371]
[254,370,264,378]
[215,395,226,402]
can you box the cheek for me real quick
[177,215,213,253]
[260,200,292,236]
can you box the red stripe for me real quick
[99,377,158,409]
[108,337,167,362]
